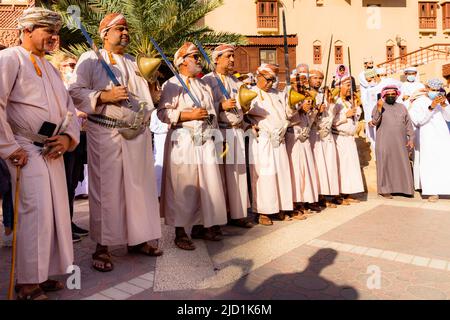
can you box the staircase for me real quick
[377,43,450,76]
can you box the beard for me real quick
[187,61,202,76]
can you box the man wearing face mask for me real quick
[409,79,450,202]
[371,86,415,198]
[158,42,227,250]
[400,67,424,109]
[69,13,163,272]
[358,57,374,89]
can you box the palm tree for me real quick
[48,0,246,59]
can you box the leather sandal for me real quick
[128,242,163,256]
[258,214,273,226]
[92,250,114,272]
[40,279,64,292]
[229,218,254,228]
[174,236,196,250]
[16,286,48,300]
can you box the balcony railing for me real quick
[377,43,450,74]
[257,15,278,29]
[419,16,437,29]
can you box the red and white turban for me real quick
[212,44,235,63]
[99,13,128,40]
[174,42,199,68]
[381,85,401,98]
[256,63,279,78]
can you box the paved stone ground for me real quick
[1,193,450,300]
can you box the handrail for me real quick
[377,43,450,74]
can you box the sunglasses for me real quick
[62,63,76,68]
[187,54,201,61]
[262,74,276,83]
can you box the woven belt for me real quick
[331,128,353,136]
[87,114,130,129]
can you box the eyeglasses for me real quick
[62,63,76,68]
[262,74,276,83]
[187,54,201,61]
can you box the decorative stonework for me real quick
[0,29,19,47]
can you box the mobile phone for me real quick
[34,121,57,147]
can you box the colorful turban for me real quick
[212,44,235,63]
[174,42,199,68]
[364,69,377,79]
[17,7,62,32]
[309,66,324,76]
[403,66,417,73]
[427,78,444,90]
[381,85,401,98]
[256,63,279,78]
[99,13,128,40]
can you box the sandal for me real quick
[92,250,114,272]
[202,228,222,241]
[40,279,64,292]
[16,286,48,300]
[174,236,196,250]
[229,218,254,228]
[290,210,307,220]
[128,242,163,256]
[258,214,273,226]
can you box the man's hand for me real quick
[402,95,410,101]
[43,134,71,160]
[76,111,87,119]
[318,103,326,113]
[430,95,446,109]
[302,99,313,113]
[220,98,237,111]
[346,108,356,118]
[99,86,129,104]
[8,148,28,167]
[406,140,415,150]
[189,108,209,121]
[368,120,375,127]
[377,98,384,112]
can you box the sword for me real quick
[195,40,239,116]
[321,34,334,105]
[68,10,133,109]
[347,47,357,123]
[149,37,213,127]
[282,10,290,88]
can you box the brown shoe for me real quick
[229,218,254,228]
[325,200,337,208]
[345,197,361,203]
[273,212,292,221]
[258,214,273,226]
[428,195,439,202]
[174,236,196,250]
[290,210,307,220]
[379,193,393,199]
[305,203,322,213]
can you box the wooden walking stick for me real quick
[8,166,21,300]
